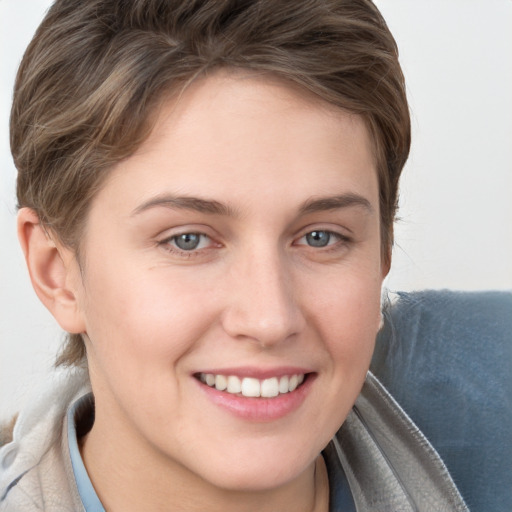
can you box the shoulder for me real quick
[332,373,468,512]
[0,369,90,511]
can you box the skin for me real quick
[19,71,386,512]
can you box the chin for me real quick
[204,463,309,493]
[187,440,319,493]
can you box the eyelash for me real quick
[158,229,351,257]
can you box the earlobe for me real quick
[17,208,86,334]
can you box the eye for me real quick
[304,230,331,247]
[298,230,340,248]
[166,232,211,251]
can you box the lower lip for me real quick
[196,375,315,422]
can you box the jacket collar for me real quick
[0,370,467,511]
[328,372,468,511]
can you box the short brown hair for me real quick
[11,0,410,366]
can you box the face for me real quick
[73,72,385,492]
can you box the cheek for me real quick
[308,266,382,370]
[79,271,211,423]
[79,260,221,373]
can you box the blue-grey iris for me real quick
[175,233,201,250]
[306,231,330,247]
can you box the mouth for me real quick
[194,370,315,421]
[196,372,307,398]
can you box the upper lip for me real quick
[194,366,313,379]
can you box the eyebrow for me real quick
[131,195,238,217]
[299,193,374,215]
[131,192,373,217]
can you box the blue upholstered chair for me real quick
[371,290,512,512]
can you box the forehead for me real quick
[94,71,378,216]
[147,70,374,157]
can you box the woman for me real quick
[0,1,467,510]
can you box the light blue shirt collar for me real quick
[67,393,105,512]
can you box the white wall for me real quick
[376,0,512,292]
[1,0,511,421]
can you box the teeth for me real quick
[227,375,242,394]
[215,374,227,391]
[261,377,279,398]
[278,375,289,394]
[241,377,260,397]
[200,373,305,398]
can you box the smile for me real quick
[198,373,306,398]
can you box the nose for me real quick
[221,249,305,347]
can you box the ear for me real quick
[17,208,86,334]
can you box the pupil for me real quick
[306,231,330,247]
[175,233,200,250]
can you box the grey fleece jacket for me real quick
[0,369,468,511]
